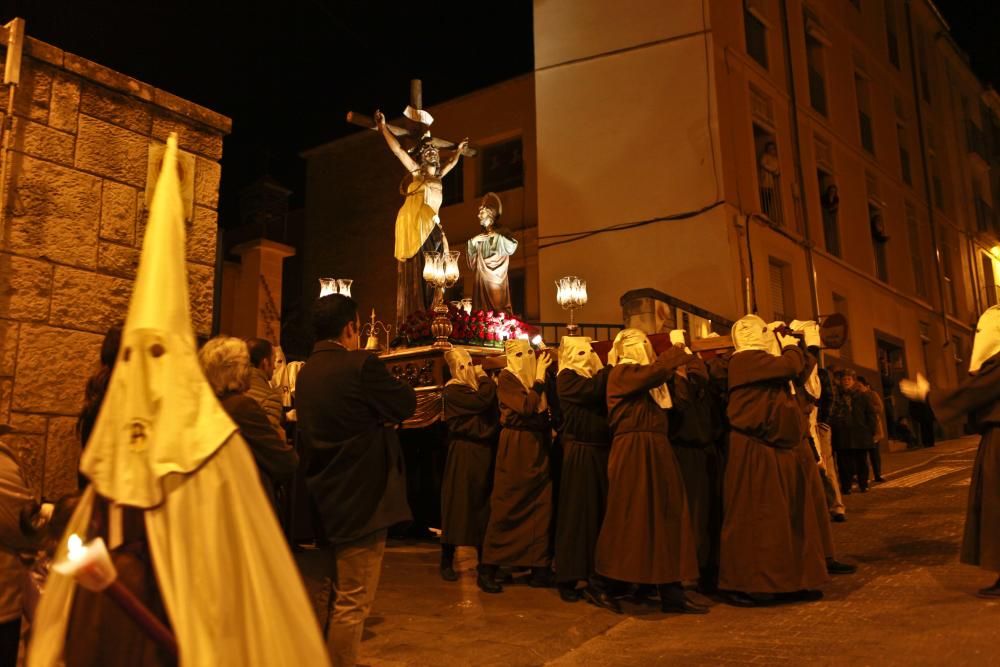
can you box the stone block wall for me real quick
[0,33,230,500]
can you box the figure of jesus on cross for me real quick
[348,80,472,324]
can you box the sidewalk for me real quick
[879,435,979,478]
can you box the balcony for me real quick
[758,169,784,226]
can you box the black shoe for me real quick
[476,571,503,594]
[776,589,823,602]
[826,559,857,575]
[874,477,885,483]
[528,568,555,588]
[725,591,759,607]
[558,584,581,602]
[661,597,710,614]
[859,485,869,493]
[841,489,852,495]
[832,513,847,523]
[440,564,459,582]
[631,583,659,602]
[495,568,515,584]
[976,578,1000,599]
[580,586,624,614]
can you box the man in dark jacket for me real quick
[832,369,878,493]
[296,294,416,667]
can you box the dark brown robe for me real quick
[441,378,500,546]
[64,499,175,667]
[296,342,416,545]
[668,355,724,578]
[555,366,612,583]
[929,353,1000,571]
[596,348,700,585]
[719,347,829,594]
[482,371,553,567]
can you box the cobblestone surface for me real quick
[298,438,1000,665]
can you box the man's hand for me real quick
[778,333,800,349]
[899,373,930,402]
[535,350,553,382]
[374,109,386,130]
[457,138,469,154]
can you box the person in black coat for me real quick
[295,294,416,666]
[831,369,878,493]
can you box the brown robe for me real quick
[64,499,175,667]
[596,348,699,585]
[929,353,1000,571]
[719,347,829,594]
[441,378,500,546]
[482,371,553,567]
[668,355,724,578]
[555,366,612,583]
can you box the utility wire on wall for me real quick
[537,0,723,253]
[538,199,725,250]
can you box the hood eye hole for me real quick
[150,344,166,358]
[123,347,132,362]
[515,352,523,357]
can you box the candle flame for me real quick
[67,533,86,562]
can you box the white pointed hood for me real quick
[608,328,672,409]
[79,134,236,508]
[30,135,330,667]
[559,336,602,378]
[970,306,1000,374]
[445,348,479,390]
[731,314,770,354]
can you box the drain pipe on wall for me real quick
[778,0,823,322]
[0,18,24,227]
[904,0,951,349]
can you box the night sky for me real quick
[5,1,996,230]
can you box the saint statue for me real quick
[467,192,518,314]
[375,107,468,321]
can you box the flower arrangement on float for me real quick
[397,306,529,348]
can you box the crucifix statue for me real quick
[347,80,475,325]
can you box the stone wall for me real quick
[0,33,230,499]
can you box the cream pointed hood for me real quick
[970,306,1000,374]
[79,135,236,508]
[559,336,602,378]
[445,348,479,390]
[732,314,770,354]
[608,328,672,409]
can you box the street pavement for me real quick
[297,437,1000,666]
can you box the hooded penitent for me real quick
[969,305,1000,374]
[504,339,546,412]
[608,328,672,409]
[731,314,771,354]
[445,348,479,390]
[558,336,603,379]
[29,135,329,667]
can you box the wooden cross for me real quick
[346,79,477,157]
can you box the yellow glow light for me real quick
[67,533,85,562]
[991,245,1000,260]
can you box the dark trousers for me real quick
[0,618,21,667]
[836,449,870,491]
[868,447,883,480]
